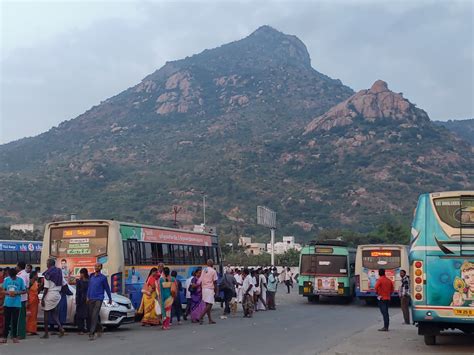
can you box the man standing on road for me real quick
[220,268,238,315]
[266,267,278,310]
[198,259,218,325]
[241,268,254,318]
[284,267,293,294]
[87,263,112,340]
[16,261,29,339]
[399,269,410,325]
[375,268,394,331]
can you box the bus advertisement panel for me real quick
[410,191,474,345]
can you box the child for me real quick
[1,268,26,343]
[170,270,182,325]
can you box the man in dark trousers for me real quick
[375,268,394,331]
[399,269,411,324]
[87,263,112,340]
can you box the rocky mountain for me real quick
[434,119,474,145]
[0,26,472,241]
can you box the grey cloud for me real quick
[1,0,472,144]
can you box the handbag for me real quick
[154,298,162,316]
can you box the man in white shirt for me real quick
[241,268,254,318]
[183,271,194,321]
[234,269,243,303]
[16,261,29,339]
[284,267,293,294]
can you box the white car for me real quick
[38,283,135,329]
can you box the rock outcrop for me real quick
[305,80,429,134]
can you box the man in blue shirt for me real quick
[2,268,26,343]
[87,263,112,341]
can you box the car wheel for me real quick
[423,335,436,346]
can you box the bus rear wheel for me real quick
[424,335,436,346]
[308,295,319,303]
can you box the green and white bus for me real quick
[298,240,356,302]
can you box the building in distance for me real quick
[267,236,302,255]
[10,224,34,232]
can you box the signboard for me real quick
[316,247,334,254]
[257,206,276,228]
[370,251,393,257]
[142,228,212,246]
[120,225,143,241]
[63,228,97,238]
[0,242,42,252]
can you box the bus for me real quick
[355,244,409,303]
[0,240,42,268]
[40,220,221,309]
[410,191,474,345]
[298,240,356,302]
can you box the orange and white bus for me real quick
[355,244,409,303]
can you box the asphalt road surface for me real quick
[0,288,388,355]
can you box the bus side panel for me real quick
[124,264,202,309]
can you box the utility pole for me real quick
[172,206,182,227]
[202,194,207,225]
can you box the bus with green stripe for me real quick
[298,240,356,302]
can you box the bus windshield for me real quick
[50,226,108,257]
[362,249,401,269]
[301,254,348,275]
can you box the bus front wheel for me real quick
[424,335,436,346]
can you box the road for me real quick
[1,288,471,355]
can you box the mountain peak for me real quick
[169,25,313,71]
[305,80,430,133]
[249,25,285,38]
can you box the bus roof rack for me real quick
[308,239,349,247]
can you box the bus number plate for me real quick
[453,308,474,316]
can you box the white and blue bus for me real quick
[410,191,474,345]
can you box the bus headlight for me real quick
[415,285,423,292]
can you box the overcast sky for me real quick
[1,0,472,144]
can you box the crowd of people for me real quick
[137,261,281,327]
[0,259,113,343]
[0,258,286,344]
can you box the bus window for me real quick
[301,255,348,275]
[434,197,474,228]
[123,240,140,265]
[362,250,401,269]
[162,244,171,264]
[184,246,193,264]
[141,243,153,264]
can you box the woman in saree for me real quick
[159,267,176,330]
[189,268,206,323]
[26,271,40,335]
[138,268,160,326]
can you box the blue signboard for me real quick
[0,241,42,252]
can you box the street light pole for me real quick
[271,228,275,266]
[203,194,206,226]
